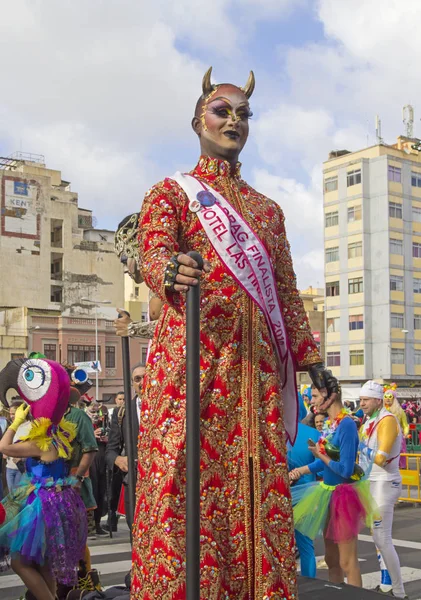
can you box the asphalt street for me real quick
[1,504,420,599]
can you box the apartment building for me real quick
[0,153,148,399]
[323,136,421,387]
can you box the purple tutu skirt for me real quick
[0,476,87,585]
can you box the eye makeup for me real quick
[208,99,253,121]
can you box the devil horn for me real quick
[243,70,255,99]
[0,358,26,408]
[202,66,215,98]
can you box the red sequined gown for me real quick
[131,156,321,600]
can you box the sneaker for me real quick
[374,585,392,594]
[95,525,108,536]
[373,587,408,599]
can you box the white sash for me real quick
[171,172,298,443]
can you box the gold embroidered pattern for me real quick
[131,156,320,600]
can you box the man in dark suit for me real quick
[105,363,144,532]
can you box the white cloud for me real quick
[250,0,421,286]
[2,0,420,289]
[252,167,322,231]
[0,0,303,231]
[294,249,324,289]
[251,167,324,288]
[234,0,307,17]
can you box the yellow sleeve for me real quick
[375,417,400,467]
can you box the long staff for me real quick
[186,251,203,600]
[120,312,137,534]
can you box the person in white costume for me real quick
[359,381,406,599]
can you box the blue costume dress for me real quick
[287,394,321,578]
[0,456,87,585]
[293,416,376,542]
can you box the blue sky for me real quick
[1,0,420,288]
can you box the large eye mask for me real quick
[18,359,52,402]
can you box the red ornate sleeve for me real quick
[138,178,185,311]
[272,204,321,369]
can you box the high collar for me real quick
[193,155,242,180]
[367,408,381,421]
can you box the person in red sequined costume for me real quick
[131,68,336,600]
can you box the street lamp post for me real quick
[81,298,111,400]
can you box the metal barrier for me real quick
[406,423,421,452]
[399,453,421,503]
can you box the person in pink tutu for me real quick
[290,385,377,587]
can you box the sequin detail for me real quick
[132,156,321,600]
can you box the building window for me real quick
[391,313,404,329]
[349,314,364,330]
[67,345,100,364]
[44,344,57,361]
[141,346,148,366]
[50,286,63,303]
[326,247,339,263]
[413,206,421,223]
[324,176,338,192]
[141,311,148,323]
[413,242,421,258]
[78,214,93,228]
[347,169,362,187]
[390,238,403,255]
[326,281,340,297]
[348,241,362,259]
[134,287,139,298]
[350,349,364,366]
[415,350,421,365]
[391,349,404,364]
[325,211,339,227]
[389,202,402,219]
[411,172,421,188]
[347,205,362,222]
[414,315,421,330]
[327,351,341,367]
[327,317,340,333]
[105,346,116,368]
[390,275,404,291]
[348,277,363,294]
[414,277,421,293]
[388,166,401,183]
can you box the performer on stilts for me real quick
[0,358,88,600]
[290,385,377,588]
[130,67,338,599]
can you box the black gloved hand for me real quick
[308,363,339,397]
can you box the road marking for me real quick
[359,534,421,551]
[362,567,421,590]
[90,542,132,556]
[315,555,366,563]
[0,559,132,589]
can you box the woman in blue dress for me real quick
[0,357,88,600]
[289,386,376,587]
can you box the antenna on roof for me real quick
[375,115,383,144]
[403,105,414,138]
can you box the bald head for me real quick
[194,84,248,118]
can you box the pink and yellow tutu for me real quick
[293,479,377,543]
